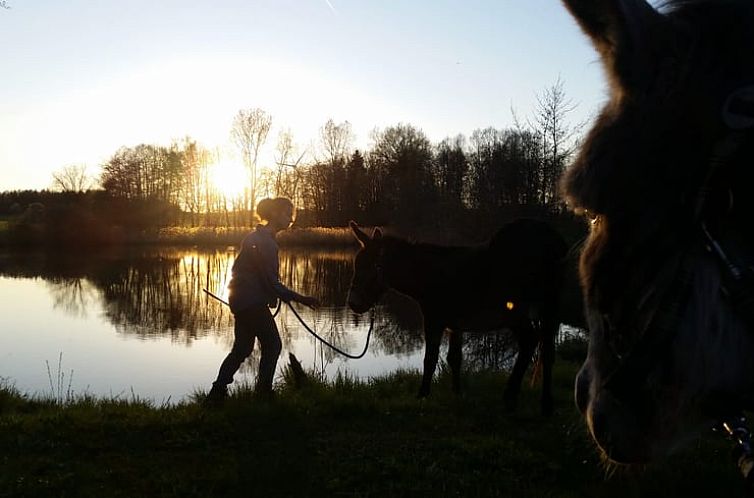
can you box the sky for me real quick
[0,0,612,192]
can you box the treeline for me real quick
[1,80,582,244]
[293,123,570,228]
[90,123,575,229]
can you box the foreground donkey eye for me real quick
[585,211,600,226]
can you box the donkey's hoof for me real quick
[416,389,430,399]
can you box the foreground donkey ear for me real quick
[372,227,383,240]
[350,220,371,247]
[562,0,665,87]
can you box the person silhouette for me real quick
[206,197,318,404]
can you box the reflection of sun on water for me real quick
[180,251,237,304]
[210,161,248,198]
[219,254,236,302]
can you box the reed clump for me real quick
[151,226,359,247]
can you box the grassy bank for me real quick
[0,363,746,497]
[151,226,359,248]
[0,221,362,249]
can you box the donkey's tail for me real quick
[530,344,543,387]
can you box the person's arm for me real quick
[254,237,310,304]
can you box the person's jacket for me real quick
[227,225,302,314]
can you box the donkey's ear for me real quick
[562,0,666,86]
[372,227,383,240]
[350,220,370,247]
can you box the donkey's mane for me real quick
[379,235,477,263]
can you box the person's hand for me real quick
[299,295,319,310]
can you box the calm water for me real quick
[0,246,524,403]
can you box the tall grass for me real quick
[151,226,359,247]
[45,352,74,405]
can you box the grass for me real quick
[0,363,748,497]
[150,226,359,247]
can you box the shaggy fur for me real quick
[563,0,754,464]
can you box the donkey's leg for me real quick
[418,322,444,398]
[503,335,536,412]
[540,323,557,416]
[447,329,463,394]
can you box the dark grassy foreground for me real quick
[0,363,748,498]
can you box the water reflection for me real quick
[0,247,541,400]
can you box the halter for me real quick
[600,86,754,401]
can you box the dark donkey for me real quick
[563,0,754,464]
[347,219,568,415]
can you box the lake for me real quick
[0,246,526,403]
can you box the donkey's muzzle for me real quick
[587,389,653,464]
[347,292,371,314]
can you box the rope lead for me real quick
[202,288,374,359]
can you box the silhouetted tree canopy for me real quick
[3,81,583,243]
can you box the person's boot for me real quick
[203,383,228,407]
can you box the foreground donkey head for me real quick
[563,0,754,463]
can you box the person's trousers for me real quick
[214,306,281,393]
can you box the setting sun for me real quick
[209,160,248,199]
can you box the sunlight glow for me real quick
[209,160,248,199]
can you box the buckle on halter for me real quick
[723,85,754,130]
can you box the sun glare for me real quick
[209,161,248,198]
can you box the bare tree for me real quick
[273,129,306,199]
[51,164,93,192]
[319,119,353,164]
[533,77,581,205]
[231,108,272,212]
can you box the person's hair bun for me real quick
[256,197,294,221]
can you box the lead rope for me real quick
[284,301,375,359]
[202,288,374,359]
[202,288,281,317]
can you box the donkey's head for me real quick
[563,0,754,464]
[347,222,388,314]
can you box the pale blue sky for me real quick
[0,0,610,191]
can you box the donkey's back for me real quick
[480,219,568,306]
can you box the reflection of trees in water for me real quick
[278,249,354,306]
[370,292,424,356]
[2,247,522,366]
[91,249,236,343]
[463,331,519,371]
[45,278,99,318]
